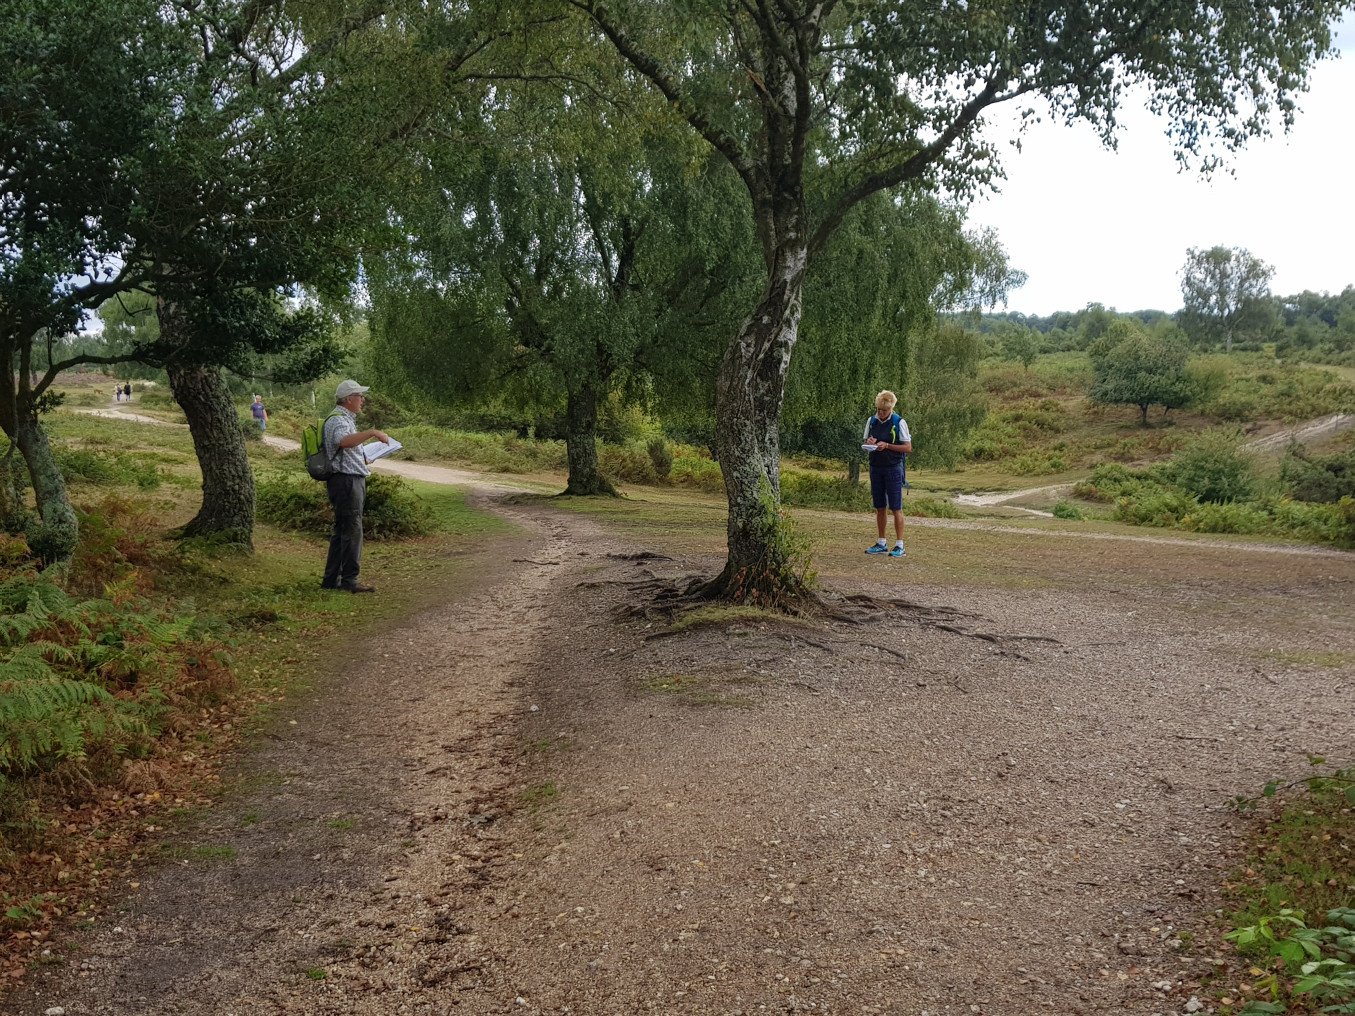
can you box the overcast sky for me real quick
[966,19,1353,317]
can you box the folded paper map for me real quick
[361,438,402,464]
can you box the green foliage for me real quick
[1282,444,1355,504]
[57,448,161,490]
[598,443,661,485]
[1177,245,1276,351]
[1224,763,1355,1013]
[1089,322,1195,424]
[1075,462,1355,546]
[396,425,567,474]
[646,439,673,481]
[1000,328,1040,370]
[1162,430,1256,503]
[1052,501,1084,520]
[1007,450,1068,476]
[254,473,432,540]
[0,574,228,790]
[902,324,990,469]
[1201,362,1355,423]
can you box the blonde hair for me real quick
[874,390,897,411]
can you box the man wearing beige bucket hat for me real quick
[321,379,390,593]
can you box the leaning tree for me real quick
[2,0,498,556]
[558,0,1343,606]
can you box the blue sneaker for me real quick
[866,543,890,555]
[890,544,906,558]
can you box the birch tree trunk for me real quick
[707,241,810,605]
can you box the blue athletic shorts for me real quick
[869,463,905,511]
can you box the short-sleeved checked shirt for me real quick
[323,406,369,477]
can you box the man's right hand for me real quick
[370,430,390,444]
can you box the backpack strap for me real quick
[321,408,347,463]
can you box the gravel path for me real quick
[10,479,1354,1016]
[17,407,1350,1015]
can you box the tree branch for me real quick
[569,1,760,198]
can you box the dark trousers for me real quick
[323,474,365,589]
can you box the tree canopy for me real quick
[1089,322,1195,426]
[1178,245,1276,352]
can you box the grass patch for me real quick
[326,817,354,831]
[520,781,560,810]
[641,671,758,707]
[663,604,787,634]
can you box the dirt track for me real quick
[10,467,1355,1015]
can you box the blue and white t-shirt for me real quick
[864,412,911,468]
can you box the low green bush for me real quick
[599,443,659,485]
[1078,457,1355,546]
[1008,450,1068,476]
[57,449,161,490]
[1201,364,1355,424]
[904,495,962,519]
[0,576,232,809]
[1282,444,1355,504]
[780,471,869,511]
[1112,489,1198,528]
[1178,500,1271,535]
[255,473,432,539]
[669,454,725,494]
[395,425,567,474]
[1163,430,1255,503]
[1052,501,1084,520]
[647,439,673,481]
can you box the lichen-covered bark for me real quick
[167,361,255,547]
[12,412,78,563]
[157,299,255,547]
[708,240,810,605]
[563,383,616,497]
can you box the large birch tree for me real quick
[560,0,1344,605]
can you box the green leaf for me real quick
[1345,786,1355,805]
[1263,781,1279,797]
[1275,939,1308,967]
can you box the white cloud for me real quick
[967,21,1354,316]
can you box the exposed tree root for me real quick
[609,559,1064,654]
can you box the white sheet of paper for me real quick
[362,438,402,463]
[862,443,878,452]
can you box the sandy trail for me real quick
[13,406,1350,1015]
[9,476,1354,1015]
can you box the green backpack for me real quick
[301,409,344,480]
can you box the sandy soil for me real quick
[8,470,1353,1016]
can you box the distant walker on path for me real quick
[250,394,269,432]
[320,379,390,594]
